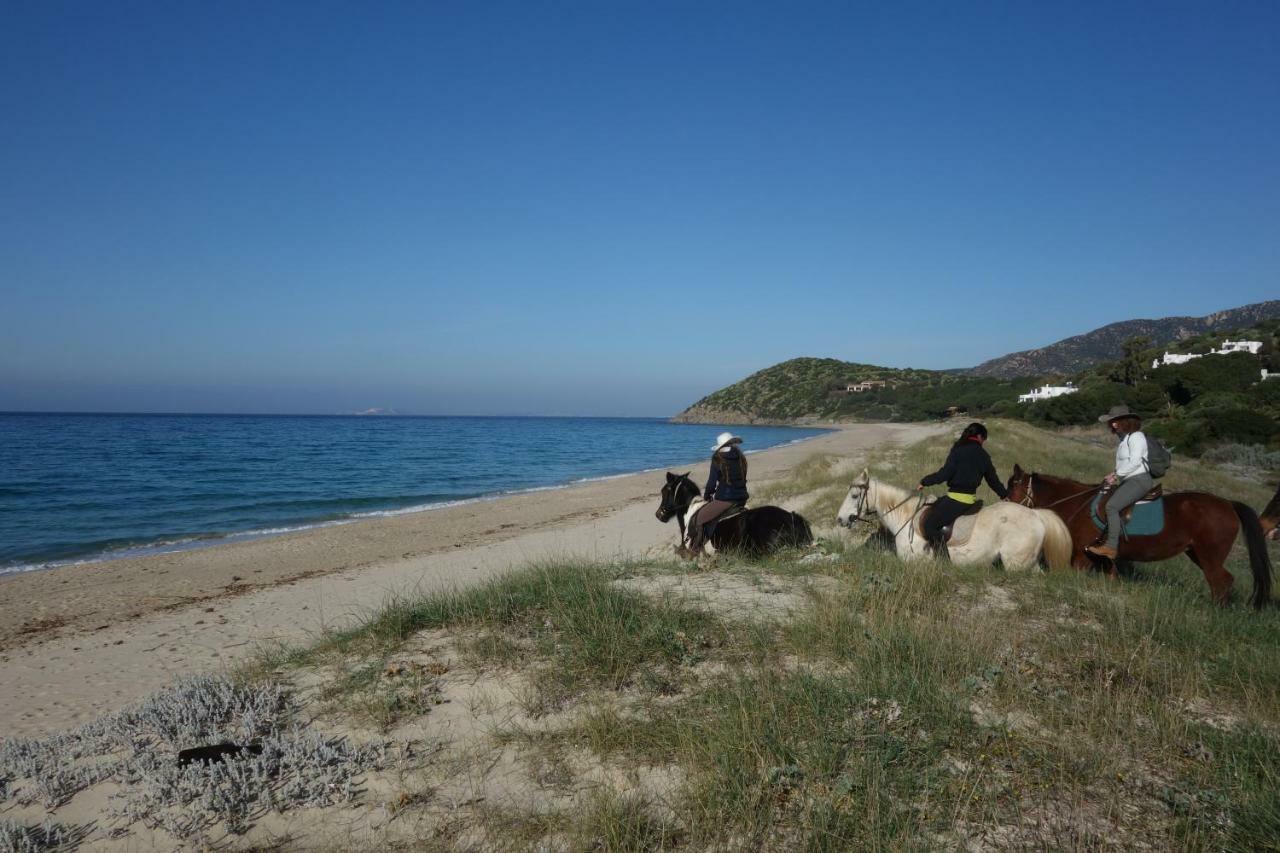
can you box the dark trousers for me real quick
[922,496,972,542]
[688,500,741,549]
[1104,473,1154,548]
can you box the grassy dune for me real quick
[265,421,1280,850]
[6,422,1277,850]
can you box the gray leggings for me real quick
[1106,473,1154,548]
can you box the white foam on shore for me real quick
[1,428,831,576]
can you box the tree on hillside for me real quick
[1109,336,1151,386]
[1154,352,1260,406]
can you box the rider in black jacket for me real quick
[918,422,1007,554]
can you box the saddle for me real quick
[921,500,984,546]
[686,498,748,540]
[1093,484,1163,527]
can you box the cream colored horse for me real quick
[837,469,1073,571]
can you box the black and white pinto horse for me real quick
[655,472,813,556]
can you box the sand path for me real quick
[0,423,940,737]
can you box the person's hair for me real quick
[1110,415,1142,435]
[954,422,988,448]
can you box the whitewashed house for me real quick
[1018,383,1079,403]
[1153,340,1264,369]
[1215,339,1263,355]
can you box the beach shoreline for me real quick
[0,422,942,737]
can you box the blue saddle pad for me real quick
[1090,494,1165,536]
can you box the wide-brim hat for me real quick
[1098,405,1141,424]
[712,431,743,452]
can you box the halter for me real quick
[1015,472,1104,523]
[658,474,696,521]
[846,481,928,539]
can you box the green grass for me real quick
[259,421,1280,850]
[268,561,739,717]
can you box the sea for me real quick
[0,413,827,574]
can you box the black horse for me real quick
[655,471,813,556]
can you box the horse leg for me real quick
[1185,545,1234,605]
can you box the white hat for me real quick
[712,431,743,452]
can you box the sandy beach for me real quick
[0,423,939,738]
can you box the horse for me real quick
[1261,482,1280,541]
[655,472,813,556]
[1005,465,1273,608]
[836,469,1074,571]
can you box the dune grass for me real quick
[261,420,1279,850]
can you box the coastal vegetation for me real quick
[5,422,1276,849]
[677,319,1280,460]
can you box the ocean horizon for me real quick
[0,413,828,573]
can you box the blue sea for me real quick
[0,414,826,573]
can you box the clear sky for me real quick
[2,1,1277,416]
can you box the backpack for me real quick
[1145,435,1172,478]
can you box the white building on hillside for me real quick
[1152,351,1202,368]
[1216,339,1263,355]
[1018,383,1078,403]
[1264,369,1277,381]
[1152,339,1264,369]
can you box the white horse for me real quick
[836,469,1073,571]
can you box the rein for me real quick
[1017,475,1102,523]
[849,484,929,539]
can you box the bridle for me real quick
[657,474,701,543]
[656,474,694,522]
[845,481,928,539]
[1013,472,1104,523]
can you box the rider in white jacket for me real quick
[1087,405,1152,559]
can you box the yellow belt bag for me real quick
[946,491,977,504]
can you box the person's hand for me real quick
[916,484,924,491]
[1103,473,1118,487]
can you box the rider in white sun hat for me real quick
[685,432,750,555]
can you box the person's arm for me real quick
[984,458,1009,499]
[704,460,720,500]
[919,449,957,488]
[1116,433,1148,479]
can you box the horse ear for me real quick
[666,472,676,483]
[1013,463,1023,475]
[682,471,690,478]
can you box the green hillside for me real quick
[673,358,1021,423]
[676,321,1280,459]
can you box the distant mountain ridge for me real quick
[966,300,1280,378]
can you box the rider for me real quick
[685,431,749,555]
[1086,405,1151,560]
[917,422,1008,555]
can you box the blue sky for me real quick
[2,1,1277,416]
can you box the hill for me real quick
[675,321,1280,459]
[671,358,953,424]
[967,300,1280,378]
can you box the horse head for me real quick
[656,471,694,523]
[837,468,872,528]
[1005,464,1036,507]
[1261,481,1280,541]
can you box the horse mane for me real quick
[1030,471,1094,490]
[870,475,912,506]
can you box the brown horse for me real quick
[1005,465,1273,608]
[1262,482,1280,541]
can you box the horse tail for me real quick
[1035,509,1074,572]
[1231,501,1273,609]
